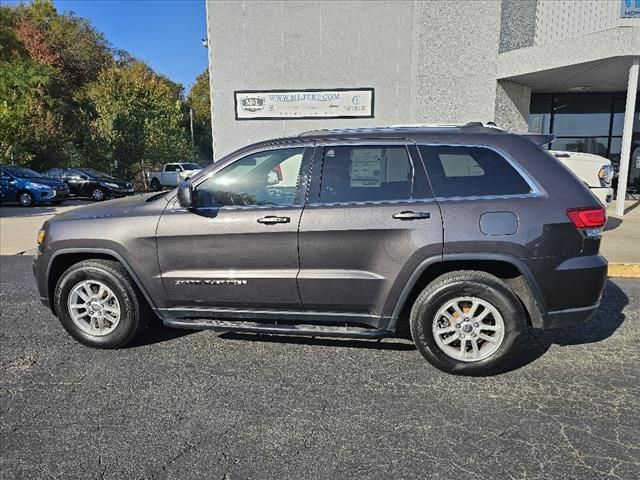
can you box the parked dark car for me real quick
[43,167,134,201]
[33,124,608,375]
[0,165,69,207]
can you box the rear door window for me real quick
[319,145,430,203]
[418,145,532,197]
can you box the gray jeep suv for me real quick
[33,124,608,375]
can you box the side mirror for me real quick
[177,180,196,208]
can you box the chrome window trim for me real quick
[416,142,543,199]
[305,198,437,208]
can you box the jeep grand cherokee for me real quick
[33,123,608,375]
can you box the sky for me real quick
[50,0,209,90]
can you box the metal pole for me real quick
[189,107,195,151]
[615,56,639,217]
[204,0,215,162]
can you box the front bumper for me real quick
[106,187,135,197]
[36,189,56,202]
[591,186,613,206]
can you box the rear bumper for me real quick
[526,254,608,329]
[541,302,600,329]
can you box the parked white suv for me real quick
[551,151,614,206]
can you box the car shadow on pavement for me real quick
[219,332,417,351]
[0,206,60,218]
[126,320,195,348]
[509,279,628,372]
[603,216,622,231]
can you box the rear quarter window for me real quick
[419,145,532,198]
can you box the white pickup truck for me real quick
[149,163,203,191]
[551,150,614,206]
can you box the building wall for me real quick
[412,1,502,125]
[207,0,416,158]
[206,0,504,159]
[499,0,537,53]
[494,80,532,132]
[534,0,636,46]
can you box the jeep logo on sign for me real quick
[240,96,265,112]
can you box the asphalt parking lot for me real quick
[1,255,639,479]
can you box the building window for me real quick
[528,92,640,185]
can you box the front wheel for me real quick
[410,270,526,376]
[53,259,149,348]
[91,187,106,201]
[18,191,34,207]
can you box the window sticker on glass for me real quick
[350,148,385,187]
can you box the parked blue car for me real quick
[0,165,69,207]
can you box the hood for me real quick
[25,177,67,188]
[550,150,611,167]
[95,177,132,186]
[54,192,159,220]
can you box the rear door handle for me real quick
[257,215,291,224]
[392,211,431,220]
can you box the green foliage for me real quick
[87,61,191,185]
[188,69,213,163]
[0,0,206,187]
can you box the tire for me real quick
[150,178,162,192]
[91,187,106,201]
[53,259,149,349]
[18,191,34,207]
[410,270,526,376]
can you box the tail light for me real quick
[566,206,607,228]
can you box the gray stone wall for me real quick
[494,80,531,132]
[498,0,537,53]
[206,0,416,158]
[206,0,505,158]
[412,1,502,124]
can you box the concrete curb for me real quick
[608,263,640,278]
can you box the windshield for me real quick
[77,168,113,179]
[4,167,44,179]
[181,163,202,170]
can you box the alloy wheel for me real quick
[432,296,505,362]
[19,192,33,207]
[67,280,121,336]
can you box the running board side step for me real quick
[164,318,392,339]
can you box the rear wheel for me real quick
[410,270,526,376]
[54,259,149,348]
[18,191,34,207]
[150,178,162,191]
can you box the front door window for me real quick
[195,148,304,208]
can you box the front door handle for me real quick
[392,211,431,220]
[257,215,291,224]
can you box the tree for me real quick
[0,0,199,186]
[187,69,213,162]
[87,61,192,187]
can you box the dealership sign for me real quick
[621,0,640,17]
[234,88,374,120]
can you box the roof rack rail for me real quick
[298,122,505,137]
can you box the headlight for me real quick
[598,165,613,186]
[28,182,50,189]
[102,182,120,188]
